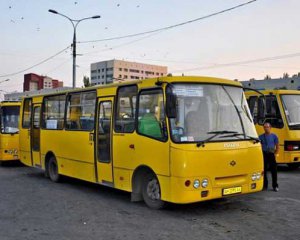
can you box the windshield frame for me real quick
[280,94,300,130]
[166,82,257,144]
[0,105,20,134]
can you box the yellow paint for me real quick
[0,101,20,162]
[246,90,300,164]
[19,76,263,204]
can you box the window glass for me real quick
[1,106,20,134]
[22,99,32,128]
[42,95,65,129]
[138,89,167,140]
[66,91,96,131]
[98,101,112,162]
[169,84,258,143]
[115,85,137,133]
[281,94,300,129]
[33,107,40,129]
[263,95,283,128]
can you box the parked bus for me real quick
[0,101,20,165]
[19,76,263,209]
[246,90,300,169]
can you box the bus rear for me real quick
[0,101,20,164]
[246,90,300,169]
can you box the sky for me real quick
[0,0,300,95]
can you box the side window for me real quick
[22,99,32,128]
[98,101,112,163]
[66,91,96,131]
[42,95,66,129]
[137,89,167,141]
[114,85,137,133]
[33,107,41,129]
[264,95,283,128]
[248,96,258,124]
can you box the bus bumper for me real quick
[280,151,300,164]
[159,175,263,204]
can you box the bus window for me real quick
[0,106,20,134]
[137,89,166,141]
[22,99,32,128]
[66,91,96,131]
[264,95,283,128]
[115,85,137,133]
[42,95,65,130]
[98,101,112,162]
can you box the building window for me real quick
[124,75,128,79]
[91,70,97,74]
[98,69,101,73]
[107,67,113,71]
[130,69,140,73]
[66,91,96,131]
[102,69,105,72]
[119,68,122,71]
[42,95,65,129]
[124,68,128,72]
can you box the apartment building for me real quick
[90,59,168,86]
[23,73,63,92]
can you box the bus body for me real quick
[246,90,300,169]
[0,101,20,163]
[19,76,263,208]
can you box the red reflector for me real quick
[185,180,191,187]
[287,145,294,151]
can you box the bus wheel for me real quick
[142,173,166,210]
[48,157,60,182]
[287,163,300,170]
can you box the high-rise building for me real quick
[23,73,64,92]
[90,59,168,86]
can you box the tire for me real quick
[287,163,300,170]
[47,156,60,182]
[142,173,166,210]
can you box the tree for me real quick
[83,76,91,87]
[264,74,271,80]
[283,72,289,78]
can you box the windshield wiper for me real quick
[220,133,260,143]
[196,131,239,147]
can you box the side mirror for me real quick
[166,86,177,118]
[258,97,266,120]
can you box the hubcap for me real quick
[147,179,160,200]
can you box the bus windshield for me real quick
[169,84,257,143]
[281,94,300,129]
[1,106,20,134]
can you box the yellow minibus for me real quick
[246,90,300,170]
[0,101,20,165]
[19,76,263,209]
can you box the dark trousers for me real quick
[263,152,278,189]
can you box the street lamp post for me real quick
[48,9,100,88]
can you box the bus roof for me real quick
[245,89,300,96]
[22,76,242,99]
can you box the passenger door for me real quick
[31,104,42,167]
[96,97,114,185]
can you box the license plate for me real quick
[222,187,242,196]
[13,155,18,159]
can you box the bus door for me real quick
[96,97,114,185]
[31,104,42,167]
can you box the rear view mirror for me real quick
[166,85,177,118]
[258,97,266,120]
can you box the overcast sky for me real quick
[0,0,299,94]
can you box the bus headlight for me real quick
[251,172,261,181]
[201,179,208,188]
[251,173,257,181]
[193,179,200,189]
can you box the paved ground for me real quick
[0,162,299,240]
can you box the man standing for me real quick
[259,122,279,192]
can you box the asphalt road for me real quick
[0,162,299,240]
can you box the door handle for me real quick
[89,133,94,141]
